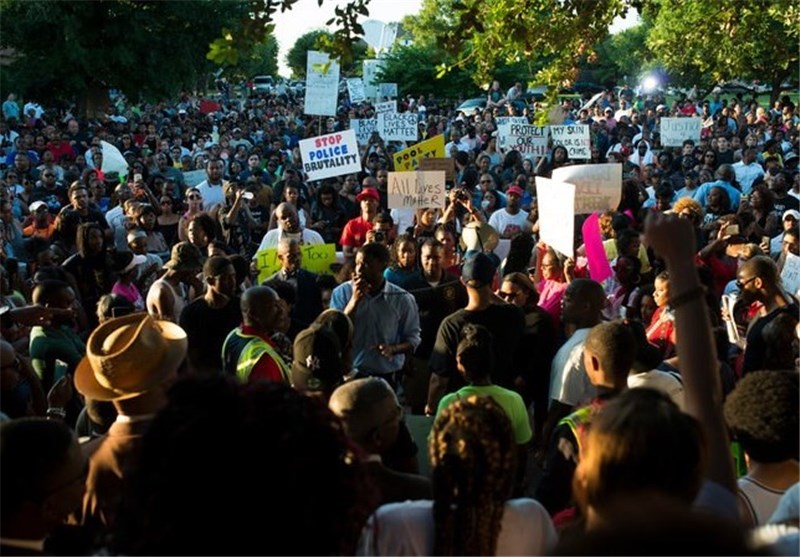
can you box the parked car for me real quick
[251,75,275,94]
[456,97,487,117]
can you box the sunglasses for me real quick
[735,276,756,290]
[160,200,172,206]
[187,194,202,200]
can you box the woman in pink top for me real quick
[531,243,573,329]
[111,251,147,311]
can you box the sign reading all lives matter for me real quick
[498,123,549,158]
[388,171,446,209]
[660,117,701,147]
[304,50,340,116]
[551,163,622,214]
[550,125,590,159]
[378,112,418,142]
[299,129,361,181]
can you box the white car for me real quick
[252,76,274,94]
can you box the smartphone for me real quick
[54,359,68,383]
[761,235,770,246]
[134,173,143,183]
[724,224,740,236]
[242,191,254,200]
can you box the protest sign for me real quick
[362,59,381,100]
[100,141,128,176]
[378,112,418,142]
[498,123,549,158]
[551,163,622,214]
[550,125,591,160]
[256,243,337,283]
[304,50,340,117]
[495,116,528,127]
[299,129,361,181]
[182,169,207,188]
[379,83,398,99]
[536,177,575,257]
[418,158,456,183]
[346,78,366,104]
[375,100,397,114]
[781,252,800,295]
[581,212,613,283]
[350,118,378,145]
[660,117,701,147]
[392,135,445,171]
[388,171,446,209]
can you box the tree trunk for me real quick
[768,73,785,107]
[81,82,109,120]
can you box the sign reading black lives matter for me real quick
[378,112,418,142]
[299,129,361,181]
[388,171,446,209]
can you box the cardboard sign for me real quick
[388,171,446,209]
[378,112,418,142]
[182,169,207,188]
[781,252,800,295]
[536,176,575,257]
[498,123,549,158]
[304,50,340,117]
[660,117,702,147]
[550,125,591,160]
[346,78,366,104]
[551,163,622,214]
[350,118,378,146]
[378,83,398,99]
[255,243,337,283]
[375,100,397,114]
[418,158,456,183]
[392,134,445,172]
[299,129,361,181]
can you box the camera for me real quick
[373,230,386,243]
[456,188,470,202]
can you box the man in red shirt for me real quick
[340,187,380,262]
[221,285,290,384]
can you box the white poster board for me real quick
[375,100,397,114]
[378,112,418,142]
[299,129,361,181]
[551,163,622,214]
[378,83,398,99]
[550,125,591,160]
[781,252,800,296]
[304,50,340,117]
[388,171,446,209]
[498,123,549,159]
[346,78,366,104]
[101,141,129,176]
[660,117,702,147]
[350,118,377,146]
[495,116,528,127]
[362,59,381,100]
[536,177,575,257]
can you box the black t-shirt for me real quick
[773,194,800,217]
[179,297,242,376]
[429,303,525,389]
[742,299,798,375]
[407,273,467,359]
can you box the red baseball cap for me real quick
[506,185,525,197]
[356,187,380,202]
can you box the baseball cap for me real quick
[164,242,204,272]
[784,152,798,163]
[29,200,48,212]
[506,185,524,197]
[461,252,497,287]
[783,209,800,221]
[356,187,380,203]
[127,229,147,244]
[291,324,345,394]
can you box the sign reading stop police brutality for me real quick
[393,134,445,171]
[299,129,361,181]
[660,117,702,147]
[388,171,446,209]
[304,50,340,116]
[498,123,549,158]
[551,163,622,214]
[550,125,591,159]
[378,112,418,142]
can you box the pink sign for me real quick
[582,212,613,283]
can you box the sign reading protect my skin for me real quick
[388,171,446,209]
[299,129,361,181]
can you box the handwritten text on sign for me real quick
[304,50,340,117]
[551,163,622,214]
[378,83,398,98]
[550,125,591,159]
[375,100,397,114]
[350,118,377,146]
[499,124,549,158]
[781,252,800,295]
[256,243,337,283]
[393,134,445,171]
[660,117,701,147]
[388,171,446,209]
[346,78,366,104]
[299,129,361,181]
[378,112,418,142]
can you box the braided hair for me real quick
[430,395,516,556]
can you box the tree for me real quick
[582,23,654,87]
[228,35,280,81]
[285,30,368,78]
[646,0,800,104]
[0,0,249,114]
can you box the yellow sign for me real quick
[392,134,445,172]
[256,243,337,283]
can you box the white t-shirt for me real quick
[256,227,324,253]
[390,207,415,236]
[628,370,685,410]
[357,498,556,556]
[488,208,529,238]
[195,180,225,211]
[549,328,596,407]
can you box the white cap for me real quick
[29,200,48,212]
[783,209,800,221]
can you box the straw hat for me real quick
[75,313,187,401]
[459,221,499,252]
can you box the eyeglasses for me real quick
[735,276,757,289]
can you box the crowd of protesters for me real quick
[0,78,798,555]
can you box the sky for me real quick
[273,0,639,77]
